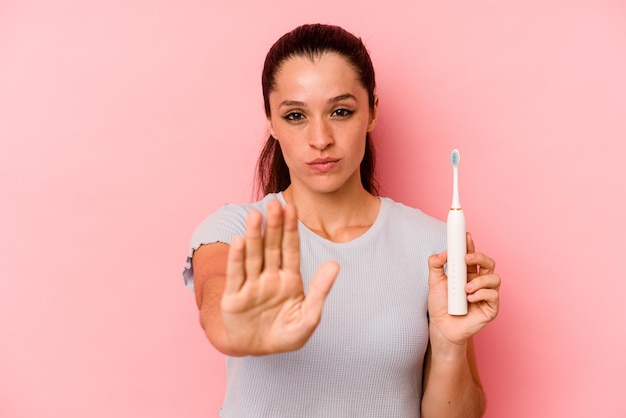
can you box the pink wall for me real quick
[1,1,625,417]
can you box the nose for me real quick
[309,118,334,151]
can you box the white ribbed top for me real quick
[183,193,446,417]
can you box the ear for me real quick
[367,95,379,132]
[266,117,277,139]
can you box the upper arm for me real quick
[191,242,230,341]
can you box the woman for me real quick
[183,23,500,417]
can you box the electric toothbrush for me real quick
[447,149,468,315]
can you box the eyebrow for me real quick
[279,93,358,108]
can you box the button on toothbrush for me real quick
[447,149,468,315]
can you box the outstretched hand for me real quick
[221,199,339,356]
[427,233,500,346]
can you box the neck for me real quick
[282,183,380,243]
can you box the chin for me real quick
[312,179,359,195]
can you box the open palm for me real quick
[221,199,339,356]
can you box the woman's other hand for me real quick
[426,233,501,348]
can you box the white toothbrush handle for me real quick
[447,209,468,315]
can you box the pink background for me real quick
[1,1,625,417]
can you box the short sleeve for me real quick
[181,204,249,291]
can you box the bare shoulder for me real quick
[193,242,230,275]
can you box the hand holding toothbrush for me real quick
[426,233,501,347]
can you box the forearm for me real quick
[192,243,246,356]
[421,339,485,418]
[197,279,246,357]
[199,304,246,357]
[198,277,274,357]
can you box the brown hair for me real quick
[256,23,378,197]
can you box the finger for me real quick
[244,210,264,279]
[466,232,476,254]
[466,252,496,276]
[467,288,500,310]
[224,235,246,294]
[281,203,301,273]
[466,232,478,275]
[466,273,502,294]
[304,260,340,323]
[427,251,447,286]
[263,199,284,273]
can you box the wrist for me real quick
[428,328,469,361]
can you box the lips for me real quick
[307,157,340,172]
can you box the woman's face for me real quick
[266,52,378,195]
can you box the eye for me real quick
[284,112,304,122]
[332,108,353,118]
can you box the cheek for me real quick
[275,135,300,164]
[348,123,369,149]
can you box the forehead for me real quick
[271,53,362,98]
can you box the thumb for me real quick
[304,260,339,320]
[428,251,448,287]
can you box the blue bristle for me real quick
[451,149,460,166]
